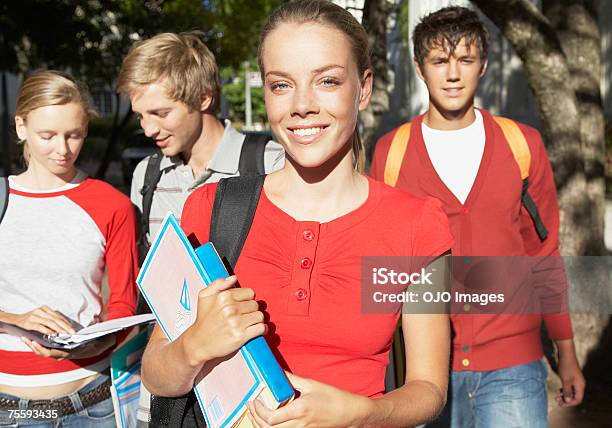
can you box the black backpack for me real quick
[0,177,8,225]
[138,132,269,254]
[149,174,265,428]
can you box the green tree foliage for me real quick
[0,0,205,173]
[205,0,285,68]
[0,0,282,175]
[0,0,100,172]
[74,0,210,87]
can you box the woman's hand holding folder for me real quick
[181,275,267,367]
[141,274,268,397]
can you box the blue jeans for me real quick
[0,374,116,427]
[429,359,548,428]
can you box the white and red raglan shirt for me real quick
[0,171,138,386]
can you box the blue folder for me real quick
[194,243,294,406]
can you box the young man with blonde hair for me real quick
[118,32,284,249]
[371,6,584,427]
[117,32,283,427]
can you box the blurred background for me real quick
[1,1,610,426]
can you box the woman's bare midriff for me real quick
[0,373,99,400]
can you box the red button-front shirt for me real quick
[182,176,453,397]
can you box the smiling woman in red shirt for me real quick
[140,1,454,427]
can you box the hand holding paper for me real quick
[1,305,75,336]
[0,313,155,350]
[22,333,116,361]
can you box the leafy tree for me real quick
[0,0,90,174]
[0,0,282,177]
[204,0,284,68]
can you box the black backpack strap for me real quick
[167,393,188,428]
[210,175,266,266]
[238,133,268,177]
[521,179,549,241]
[138,151,164,250]
[0,177,8,225]
[150,391,204,428]
[150,175,265,427]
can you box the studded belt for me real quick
[0,378,112,417]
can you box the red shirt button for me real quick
[463,207,470,214]
[295,288,308,300]
[300,257,312,269]
[302,230,314,241]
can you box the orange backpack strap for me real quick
[383,122,412,187]
[493,116,531,180]
[494,116,548,241]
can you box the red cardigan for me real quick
[370,109,573,371]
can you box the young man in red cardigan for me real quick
[370,6,584,427]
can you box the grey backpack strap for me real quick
[238,134,268,177]
[0,177,8,225]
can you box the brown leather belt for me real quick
[0,378,112,417]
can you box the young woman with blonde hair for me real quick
[141,2,453,426]
[0,70,138,427]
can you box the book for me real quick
[136,213,294,428]
[0,313,155,350]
